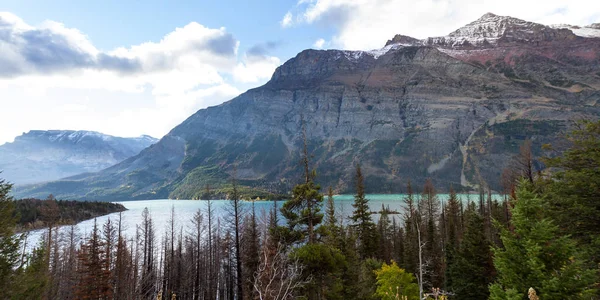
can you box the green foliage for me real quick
[543,120,600,263]
[351,164,379,258]
[374,261,419,300]
[13,198,126,230]
[291,243,346,300]
[10,244,48,300]
[357,258,383,300]
[490,181,597,299]
[0,178,23,295]
[170,165,228,199]
[447,203,493,300]
[322,186,341,247]
[280,170,324,245]
[489,120,562,139]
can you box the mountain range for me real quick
[1,130,157,186]
[13,13,600,200]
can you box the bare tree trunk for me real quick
[230,170,244,300]
[416,221,424,300]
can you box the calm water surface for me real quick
[23,193,498,250]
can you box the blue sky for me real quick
[1,0,598,144]
[1,0,325,60]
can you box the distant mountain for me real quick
[0,130,157,185]
[387,12,598,46]
[14,13,600,200]
[550,23,600,38]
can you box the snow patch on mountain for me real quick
[339,43,414,62]
[550,24,600,38]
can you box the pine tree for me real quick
[448,202,493,299]
[490,181,597,299]
[0,177,22,295]
[443,187,460,292]
[350,164,378,259]
[543,120,600,266]
[420,179,443,289]
[280,123,324,245]
[402,181,419,275]
[11,243,48,300]
[377,204,393,262]
[340,229,361,299]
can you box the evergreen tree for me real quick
[543,120,600,265]
[11,244,48,300]
[356,258,382,300]
[280,124,324,245]
[323,186,340,246]
[0,178,22,296]
[291,243,346,300]
[377,205,393,262]
[339,229,361,299]
[350,164,378,259]
[443,187,460,292]
[402,181,419,276]
[420,179,443,289]
[490,181,597,299]
[448,203,493,300]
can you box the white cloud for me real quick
[313,38,326,49]
[0,12,281,144]
[287,0,600,50]
[233,55,281,83]
[281,11,293,28]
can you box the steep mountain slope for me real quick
[0,130,157,185]
[14,13,600,200]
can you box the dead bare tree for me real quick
[253,242,307,300]
[514,139,535,184]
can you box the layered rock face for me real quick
[0,131,157,185]
[14,13,600,200]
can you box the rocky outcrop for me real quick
[14,13,600,200]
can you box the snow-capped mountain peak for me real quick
[383,13,587,50]
[447,13,532,39]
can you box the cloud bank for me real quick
[283,0,600,50]
[0,12,281,144]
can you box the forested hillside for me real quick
[0,121,598,299]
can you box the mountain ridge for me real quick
[1,130,158,186]
[13,13,600,200]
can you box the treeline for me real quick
[0,121,599,299]
[13,197,127,231]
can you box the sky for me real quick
[0,0,598,145]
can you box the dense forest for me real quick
[0,121,599,300]
[13,197,126,232]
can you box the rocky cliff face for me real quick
[0,130,157,185]
[14,13,600,200]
